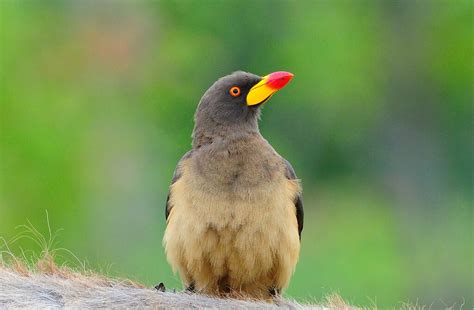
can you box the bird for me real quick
[163,71,303,300]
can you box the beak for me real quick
[246,71,294,106]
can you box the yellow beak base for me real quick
[246,71,294,106]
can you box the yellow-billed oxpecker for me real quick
[163,71,303,299]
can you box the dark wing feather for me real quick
[283,158,304,240]
[165,151,192,222]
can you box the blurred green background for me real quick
[0,1,471,307]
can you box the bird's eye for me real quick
[229,86,241,97]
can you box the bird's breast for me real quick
[164,158,301,292]
[190,139,282,199]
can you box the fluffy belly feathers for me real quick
[163,166,301,298]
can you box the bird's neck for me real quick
[192,120,260,149]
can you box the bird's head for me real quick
[193,71,294,146]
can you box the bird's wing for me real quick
[165,151,193,222]
[283,158,304,240]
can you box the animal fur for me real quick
[0,256,322,309]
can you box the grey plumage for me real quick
[192,71,263,150]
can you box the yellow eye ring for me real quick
[229,86,241,97]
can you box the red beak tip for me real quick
[267,71,294,89]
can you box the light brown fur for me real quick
[163,135,301,299]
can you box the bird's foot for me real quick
[269,287,281,297]
[154,282,166,292]
[269,287,283,303]
[185,282,196,293]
